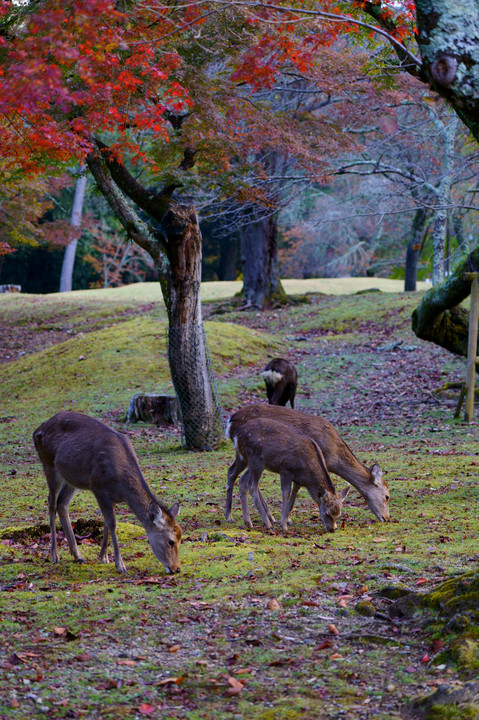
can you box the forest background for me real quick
[2,0,479,297]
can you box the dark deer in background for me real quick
[226,416,349,532]
[226,404,390,522]
[33,411,181,574]
[261,358,298,408]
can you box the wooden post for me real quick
[464,272,479,422]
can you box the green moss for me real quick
[452,637,479,673]
[427,705,479,720]
[355,600,376,616]
[425,573,479,616]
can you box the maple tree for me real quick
[2,0,479,441]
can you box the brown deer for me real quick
[225,405,389,522]
[33,411,181,574]
[226,416,349,532]
[261,358,298,408]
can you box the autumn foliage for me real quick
[0,0,420,256]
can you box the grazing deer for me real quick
[225,405,389,522]
[226,416,349,532]
[261,358,298,408]
[33,411,181,574]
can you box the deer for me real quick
[226,416,350,533]
[225,404,390,523]
[261,358,298,408]
[33,411,182,574]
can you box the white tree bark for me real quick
[414,1,479,141]
[59,171,87,292]
[429,113,458,285]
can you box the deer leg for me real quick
[247,464,272,529]
[99,525,110,564]
[280,475,293,532]
[238,470,253,529]
[225,455,247,521]
[42,465,63,563]
[258,488,275,525]
[248,479,275,525]
[286,482,300,525]
[47,489,60,563]
[95,494,126,573]
[56,482,85,564]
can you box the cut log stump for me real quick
[126,394,179,426]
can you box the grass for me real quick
[0,280,478,720]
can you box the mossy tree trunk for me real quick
[411,246,479,360]
[240,207,287,309]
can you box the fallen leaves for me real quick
[9,651,41,665]
[53,627,78,641]
[227,676,244,695]
[266,598,280,611]
[315,640,334,651]
[157,676,186,687]
[138,703,156,715]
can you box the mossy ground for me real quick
[0,282,478,719]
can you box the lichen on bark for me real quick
[412,247,479,359]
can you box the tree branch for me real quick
[94,139,175,222]
[412,246,479,357]
[86,148,163,262]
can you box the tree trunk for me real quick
[414,0,479,142]
[411,246,479,359]
[219,236,238,281]
[59,172,87,292]
[240,208,287,308]
[431,203,448,286]
[404,208,427,292]
[86,149,224,451]
[160,204,224,450]
[428,112,457,286]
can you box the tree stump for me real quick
[126,394,179,425]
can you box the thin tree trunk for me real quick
[429,113,458,286]
[405,208,427,292]
[240,208,287,308]
[59,172,87,292]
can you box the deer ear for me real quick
[149,501,165,527]
[370,464,383,486]
[339,486,350,501]
[168,502,180,520]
